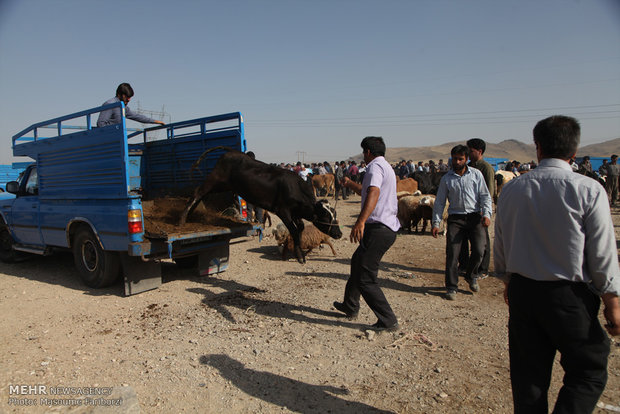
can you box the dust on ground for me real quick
[1,195,619,413]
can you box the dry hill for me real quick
[349,137,619,164]
[579,137,620,158]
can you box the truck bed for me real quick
[142,197,252,239]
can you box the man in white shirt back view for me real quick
[494,115,620,413]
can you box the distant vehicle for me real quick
[484,157,510,172]
[0,103,260,295]
[0,163,28,192]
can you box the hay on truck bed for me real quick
[141,197,247,237]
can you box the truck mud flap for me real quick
[120,254,162,296]
[198,243,230,276]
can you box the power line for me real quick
[248,104,620,126]
[248,110,620,129]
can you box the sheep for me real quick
[272,223,289,245]
[279,223,337,260]
[397,195,425,233]
[397,190,421,200]
[397,194,448,234]
[419,195,449,235]
[412,204,433,234]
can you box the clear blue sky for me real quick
[1,0,618,164]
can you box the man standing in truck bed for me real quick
[97,83,165,127]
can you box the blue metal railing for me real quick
[128,112,244,143]
[12,104,244,150]
[12,102,128,145]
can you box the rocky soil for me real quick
[1,195,619,413]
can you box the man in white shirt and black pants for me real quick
[494,115,620,413]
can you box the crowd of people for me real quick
[307,120,619,413]
[275,151,620,209]
[588,154,620,206]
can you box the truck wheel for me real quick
[174,256,198,269]
[73,228,120,288]
[0,226,19,263]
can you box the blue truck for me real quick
[0,102,259,295]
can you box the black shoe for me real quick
[465,277,479,293]
[333,301,358,320]
[469,278,479,292]
[368,321,400,333]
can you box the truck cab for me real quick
[0,164,41,260]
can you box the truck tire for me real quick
[73,228,120,288]
[0,225,19,263]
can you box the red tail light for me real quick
[128,209,143,234]
[240,199,248,219]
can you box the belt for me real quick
[366,222,388,229]
[511,273,576,286]
[448,212,481,219]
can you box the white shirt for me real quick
[362,156,400,232]
[494,158,620,296]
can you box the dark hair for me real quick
[116,83,134,98]
[361,136,386,157]
[533,116,580,159]
[451,144,469,157]
[466,138,486,154]
[246,151,255,159]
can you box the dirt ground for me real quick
[1,194,619,413]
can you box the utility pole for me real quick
[135,101,171,141]
[296,151,307,163]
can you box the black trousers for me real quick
[342,223,397,327]
[607,175,618,204]
[508,274,610,414]
[445,213,486,291]
[458,225,490,273]
[334,182,347,200]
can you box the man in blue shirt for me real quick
[431,145,492,300]
[97,83,165,128]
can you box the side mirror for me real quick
[5,181,19,194]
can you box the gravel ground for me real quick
[1,195,619,413]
